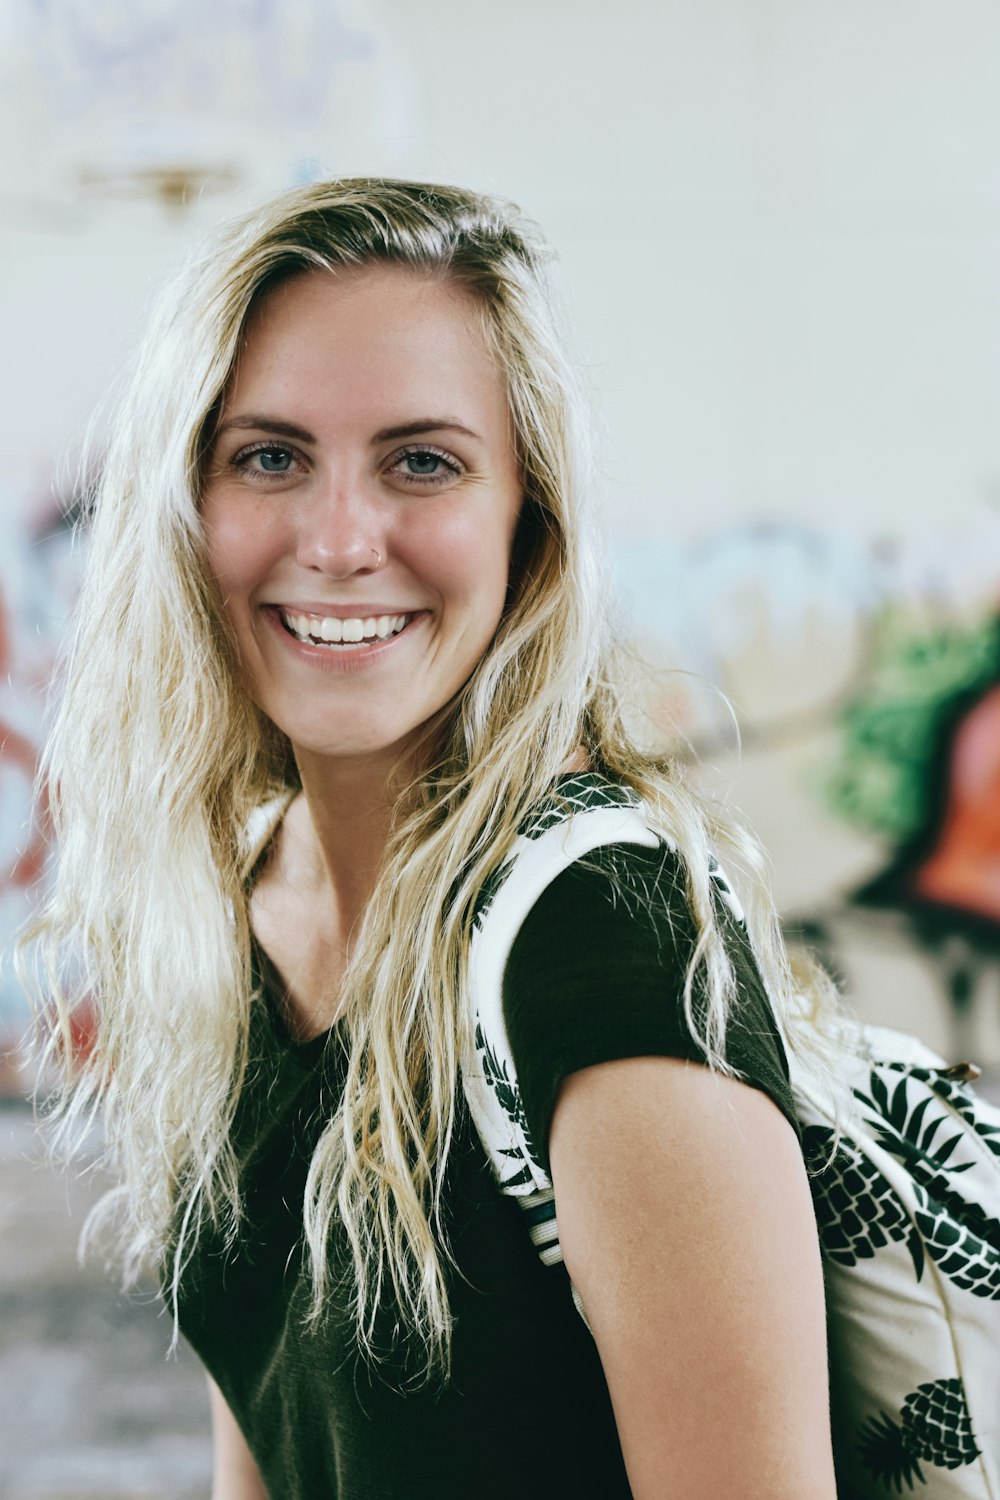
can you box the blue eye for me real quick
[389,446,464,487]
[228,442,300,479]
[257,448,293,472]
[404,452,444,475]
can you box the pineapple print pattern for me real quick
[804,1065,1000,1299]
[858,1378,981,1489]
[911,1182,1000,1300]
[802,1124,924,1277]
[475,1020,545,1184]
[882,1063,1000,1162]
[858,1068,1000,1300]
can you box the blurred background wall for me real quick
[1,0,999,1068]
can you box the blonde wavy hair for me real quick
[25,178,839,1380]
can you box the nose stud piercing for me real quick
[371,548,382,569]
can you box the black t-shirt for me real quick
[177,842,798,1499]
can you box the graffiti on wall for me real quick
[0,488,79,1052]
[822,606,1000,1054]
[613,513,1000,1059]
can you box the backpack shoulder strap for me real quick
[460,776,664,1283]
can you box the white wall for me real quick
[4,0,1000,541]
[384,0,1000,546]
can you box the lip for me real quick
[261,604,425,668]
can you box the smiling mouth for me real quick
[277,609,413,649]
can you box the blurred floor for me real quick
[0,1104,212,1500]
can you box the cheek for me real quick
[202,499,271,605]
[431,517,514,618]
[406,489,521,607]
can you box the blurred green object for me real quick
[824,609,1000,841]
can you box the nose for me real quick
[295,486,384,579]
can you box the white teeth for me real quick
[279,610,410,646]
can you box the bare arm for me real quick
[549,1056,837,1500]
[207,1376,268,1500]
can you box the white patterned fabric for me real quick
[461,778,1000,1498]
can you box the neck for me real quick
[295,760,386,911]
[285,740,586,938]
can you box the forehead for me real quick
[226,265,508,431]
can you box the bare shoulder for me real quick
[549,1057,837,1500]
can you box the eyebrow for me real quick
[372,418,482,445]
[214,414,483,445]
[215,415,316,442]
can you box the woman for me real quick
[31,180,838,1498]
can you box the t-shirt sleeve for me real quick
[501,841,799,1175]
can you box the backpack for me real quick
[460,774,1000,1499]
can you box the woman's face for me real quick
[201,266,523,774]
